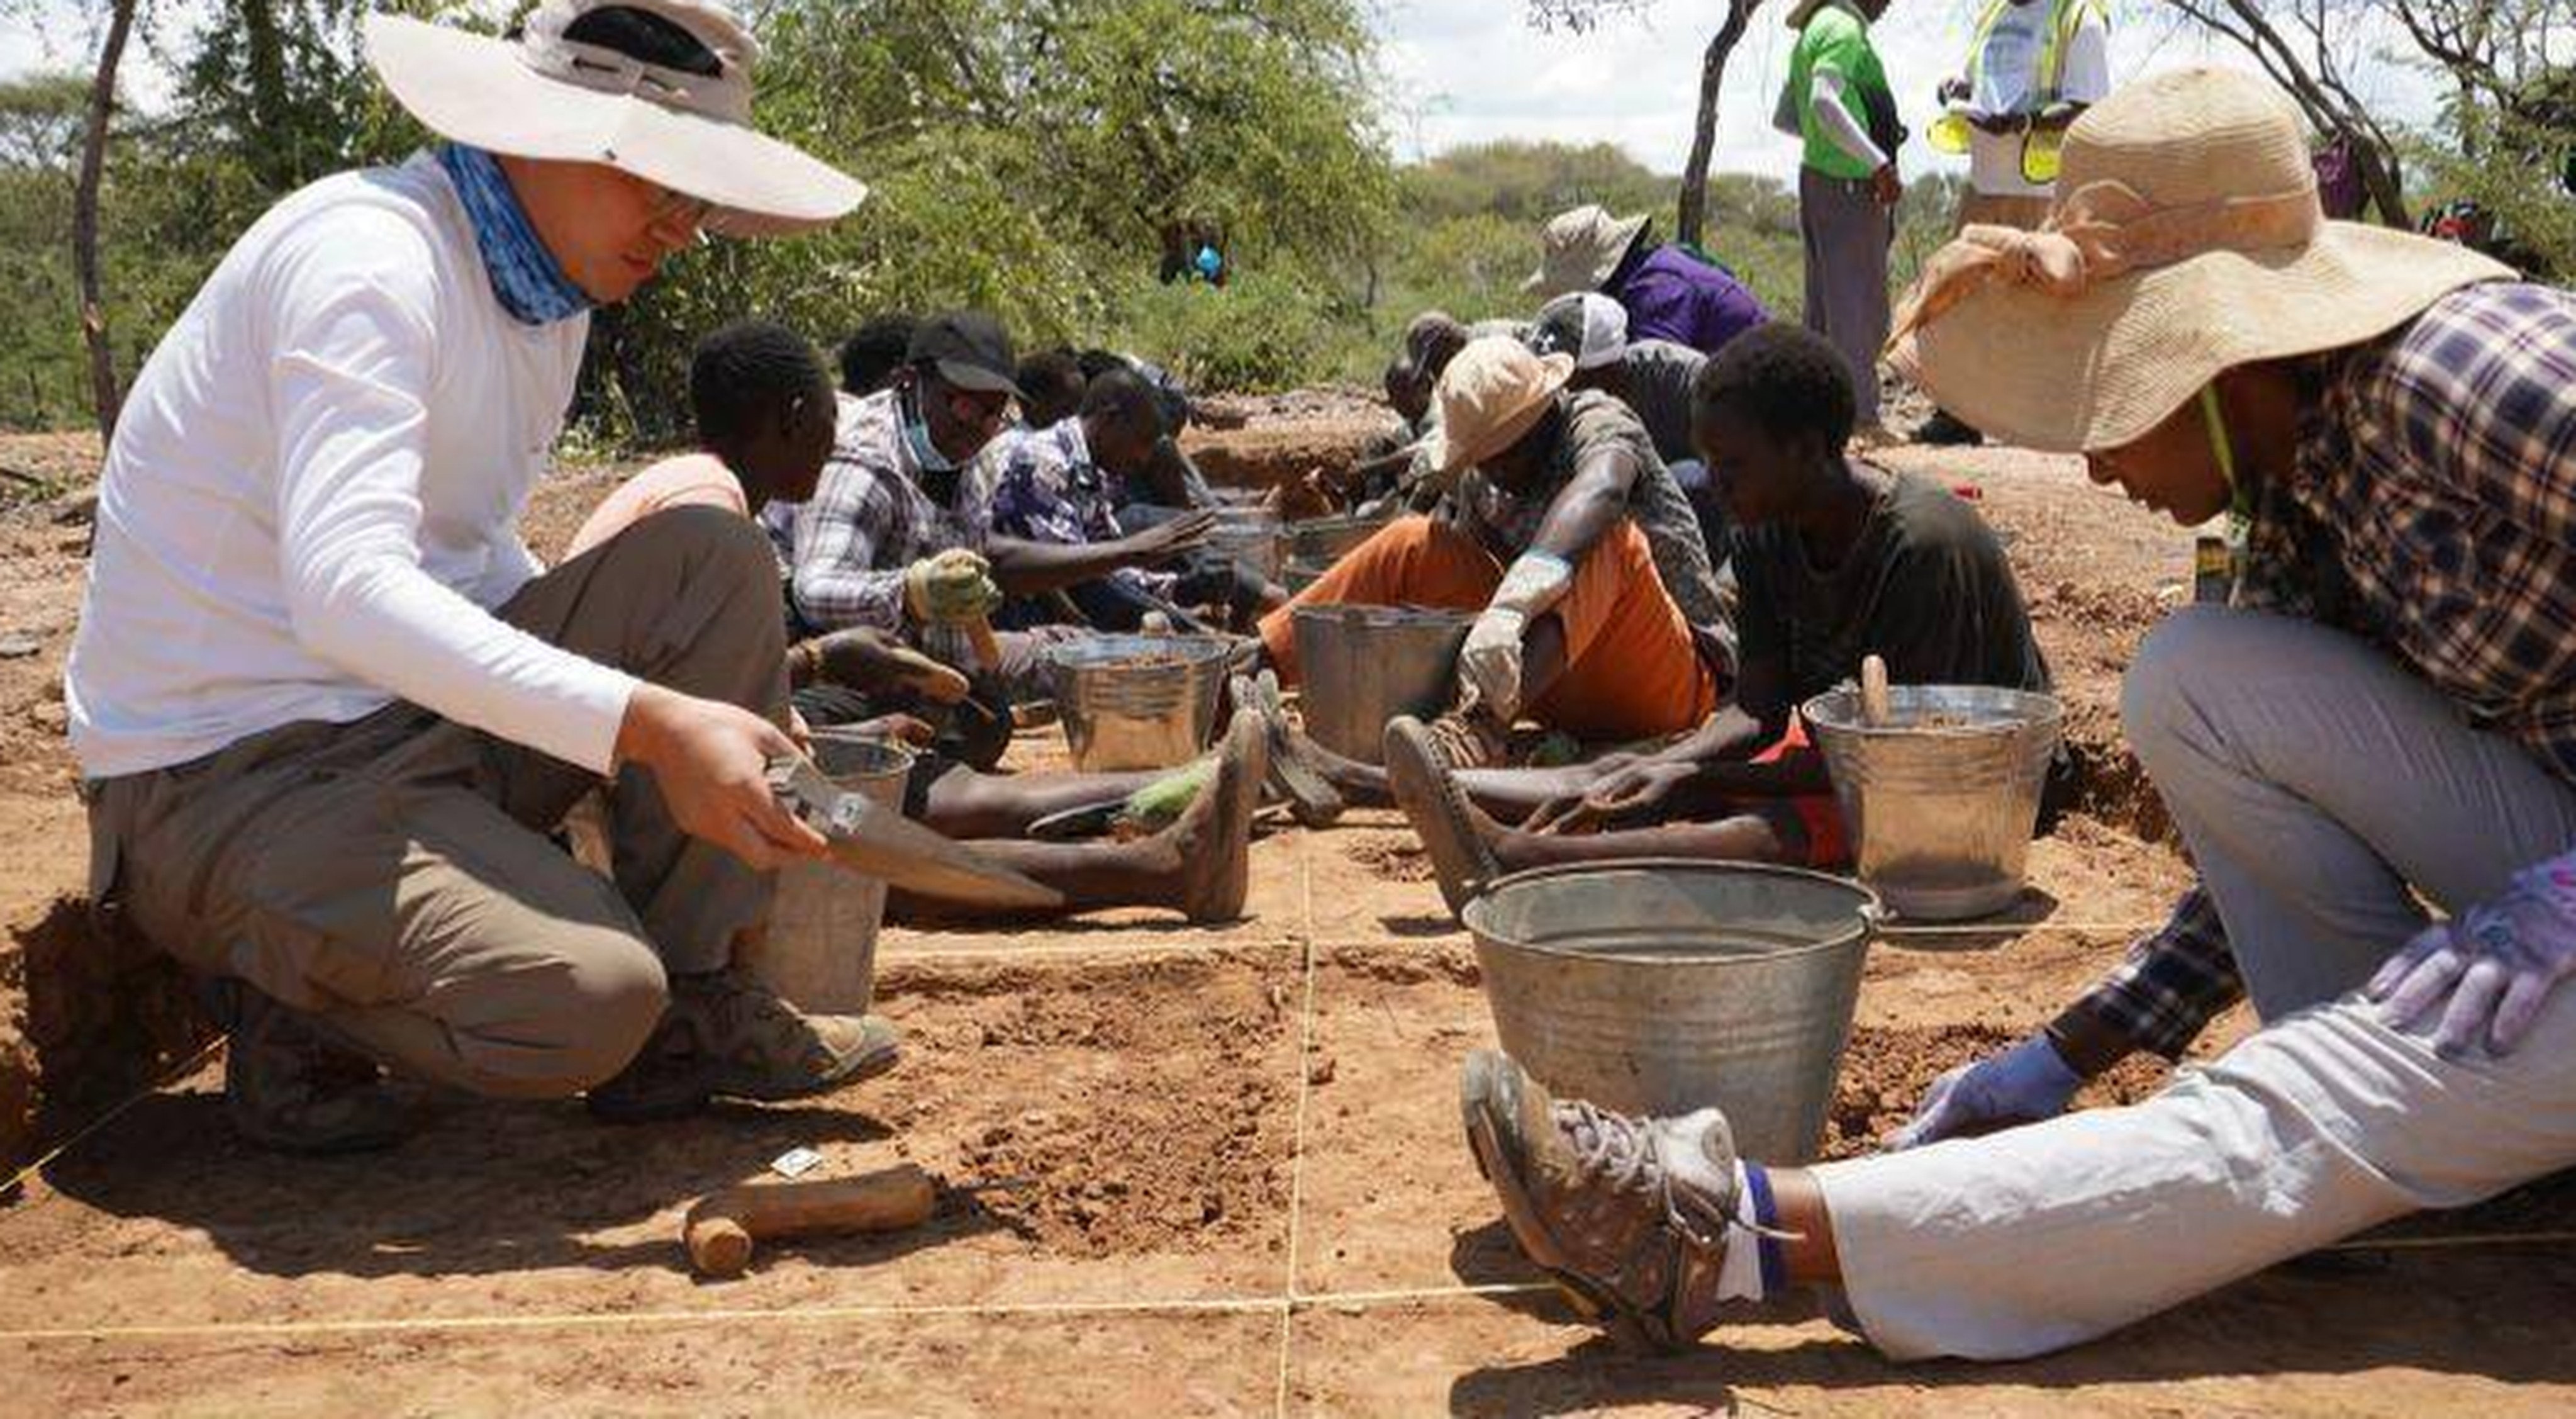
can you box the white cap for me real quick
[1527,292,1629,372]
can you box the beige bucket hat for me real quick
[1524,205,1652,298]
[1886,66,2511,452]
[1422,337,1577,476]
[365,0,866,238]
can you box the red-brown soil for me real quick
[1,415,2570,1415]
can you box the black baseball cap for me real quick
[906,311,1023,400]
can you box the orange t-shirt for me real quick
[565,454,750,559]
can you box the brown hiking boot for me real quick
[1233,669,1344,828]
[588,972,901,1123]
[1424,705,1512,771]
[1460,1049,1746,1352]
[206,979,410,1155]
[1167,708,1268,923]
[1384,715,1503,916]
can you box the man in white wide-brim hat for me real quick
[1452,67,2576,1365]
[65,2,884,1153]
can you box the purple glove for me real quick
[2368,858,2576,1057]
[1887,1033,2083,1150]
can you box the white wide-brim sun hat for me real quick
[366,1,865,238]
[1886,66,2511,452]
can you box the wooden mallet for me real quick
[683,1163,939,1279]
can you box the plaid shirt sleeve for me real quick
[789,459,912,633]
[2374,286,2576,551]
[2065,881,2246,1060]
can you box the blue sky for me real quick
[4,1,2443,181]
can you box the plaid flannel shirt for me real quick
[985,422,1175,603]
[2077,281,2576,1058]
[780,390,993,641]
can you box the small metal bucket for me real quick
[1208,508,1285,581]
[1047,633,1234,771]
[1465,861,1881,1162]
[1290,604,1473,765]
[1285,513,1391,565]
[742,732,914,1015]
[1804,685,2064,922]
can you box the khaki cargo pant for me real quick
[85,506,786,1099]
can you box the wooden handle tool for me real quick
[683,1163,938,1279]
[1860,654,1893,727]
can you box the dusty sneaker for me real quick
[1459,1049,1747,1352]
[1384,715,1503,916]
[588,973,900,1122]
[1168,709,1268,923]
[206,977,410,1155]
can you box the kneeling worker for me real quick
[68,2,876,1151]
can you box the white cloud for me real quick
[1378,0,2445,180]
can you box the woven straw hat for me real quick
[1422,337,1576,476]
[1524,205,1651,298]
[366,1,865,238]
[1886,67,2511,452]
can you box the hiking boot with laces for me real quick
[1424,705,1512,772]
[588,971,900,1123]
[1460,1048,1747,1352]
[203,977,411,1155]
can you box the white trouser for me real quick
[1814,609,2576,1360]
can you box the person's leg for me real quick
[1518,522,1720,743]
[2122,608,2576,1022]
[1799,166,1832,347]
[1466,984,2576,1361]
[916,761,1165,839]
[476,504,793,975]
[94,711,670,1103]
[889,710,1267,924]
[1809,174,1889,428]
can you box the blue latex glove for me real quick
[1887,1032,2083,1150]
[2368,858,2576,1057]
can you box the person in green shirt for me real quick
[1778,0,1903,438]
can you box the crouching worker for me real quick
[1257,337,1731,771]
[1385,322,2058,912]
[66,3,879,1152]
[1460,69,2576,1367]
[571,323,1271,925]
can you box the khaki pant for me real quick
[85,506,787,1099]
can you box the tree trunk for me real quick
[1676,0,1763,249]
[75,0,142,440]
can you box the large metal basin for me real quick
[1047,633,1233,771]
[1290,604,1472,764]
[1208,508,1285,581]
[1805,685,2063,921]
[1464,861,1880,1162]
[1285,513,1392,564]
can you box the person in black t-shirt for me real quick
[1386,322,2059,913]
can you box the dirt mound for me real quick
[878,952,1295,1257]
[1342,831,1434,884]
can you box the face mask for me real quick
[902,384,957,474]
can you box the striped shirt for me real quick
[2075,281,2576,1057]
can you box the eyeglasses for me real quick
[642,180,715,244]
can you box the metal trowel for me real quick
[768,756,1065,911]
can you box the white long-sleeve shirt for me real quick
[67,153,638,780]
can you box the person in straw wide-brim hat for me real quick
[65,1,896,1156]
[1454,64,2576,1369]
[1253,335,1728,773]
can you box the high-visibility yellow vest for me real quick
[1931,0,2107,183]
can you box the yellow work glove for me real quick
[903,548,1002,629]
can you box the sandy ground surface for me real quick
[0,419,2572,1415]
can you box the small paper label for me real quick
[771,1147,824,1179]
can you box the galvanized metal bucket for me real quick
[1804,685,2064,922]
[742,731,914,1015]
[1464,860,1882,1163]
[1208,508,1285,581]
[1285,513,1392,565]
[1047,633,1234,771]
[1290,604,1473,765]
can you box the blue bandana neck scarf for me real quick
[437,143,594,327]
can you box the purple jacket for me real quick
[1609,244,1769,359]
